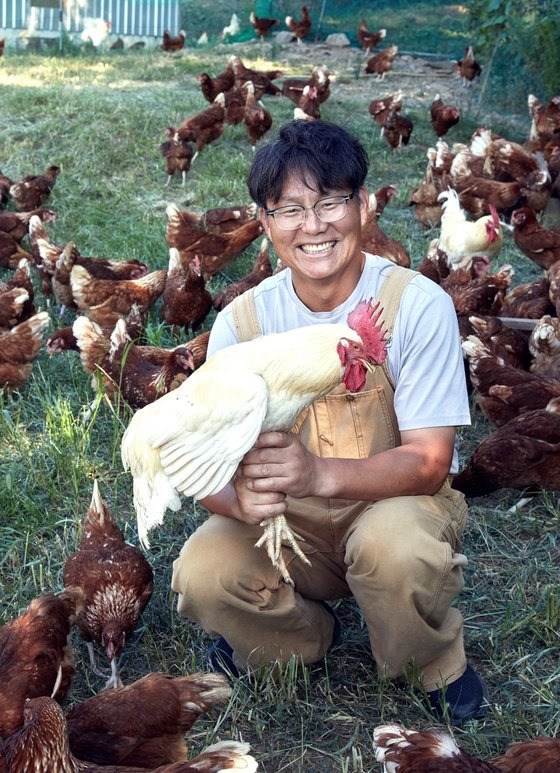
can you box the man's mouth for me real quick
[299,241,336,254]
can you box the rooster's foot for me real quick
[255,514,311,586]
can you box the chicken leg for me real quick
[255,514,311,586]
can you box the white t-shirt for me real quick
[208,253,471,472]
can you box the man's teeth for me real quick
[300,241,335,254]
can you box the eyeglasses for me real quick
[265,192,356,230]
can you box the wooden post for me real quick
[315,0,327,42]
[477,30,502,106]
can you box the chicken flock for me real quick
[1,13,560,772]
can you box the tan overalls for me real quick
[172,267,469,690]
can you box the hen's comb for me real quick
[347,298,389,365]
[489,204,500,229]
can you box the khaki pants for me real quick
[172,478,468,691]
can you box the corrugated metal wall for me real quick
[0,0,181,36]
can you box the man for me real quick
[171,119,487,724]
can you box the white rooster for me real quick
[121,299,389,584]
[437,188,502,270]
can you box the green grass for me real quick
[0,39,559,772]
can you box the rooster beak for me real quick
[363,360,375,373]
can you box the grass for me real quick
[0,33,559,772]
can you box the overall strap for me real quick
[230,288,262,342]
[376,266,418,387]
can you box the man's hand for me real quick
[239,431,320,499]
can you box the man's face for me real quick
[259,174,368,304]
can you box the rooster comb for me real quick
[347,298,389,365]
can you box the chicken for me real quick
[163,252,212,333]
[66,671,232,766]
[213,238,273,311]
[175,94,226,161]
[528,94,560,143]
[9,165,60,211]
[0,311,49,392]
[72,316,195,408]
[121,298,389,584]
[511,206,560,269]
[442,263,513,317]
[548,260,560,316]
[221,12,240,40]
[0,587,84,738]
[161,29,185,52]
[230,55,283,99]
[372,184,398,217]
[250,11,279,42]
[528,315,560,378]
[457,45,482,87]
[373,722,560,772]
[462,334,560,426]
[431,94,460,138]
[0,168,13,207]
[63,480,153,689]
[360,194,410,267]
[0,229,33,269]
[159,128,194,186]
[0,285,29,329]
[382,110,413,151]
[46,325,80,355]
[499,277,554,319]
[437,188,502,269]
[222,85,247,125]
[285,5,312,44]
[365,45,399,80]
[198,65,235,103]
[468,314,531,371]
[368,92,403,136]
[294,84,320,121]
[70,265,167,330]
[0,37,4,57]
[243,81,273,150]
[0,207,56,243]
[472,129,544,183]
[5,695,257,773]
[282,65,330,106]
[3,257,36,320]
[357,20,386,55]
[203,203,258,233]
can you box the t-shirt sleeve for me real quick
[390,277,471,430]
[206,307,239,358]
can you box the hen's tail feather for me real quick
[131,472,181,549]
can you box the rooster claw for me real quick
[255,514,312,586]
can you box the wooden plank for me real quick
[498,317,540,330]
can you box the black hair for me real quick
[247,119,369,207]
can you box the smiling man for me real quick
[171,119,488,725]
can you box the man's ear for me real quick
[259,207,271,237]
[358,187,370,227]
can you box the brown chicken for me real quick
[0,587,84,739]
[431,94,460,138]
[230,55,282,99]
[528,93,560,142]
[250,11,279,42]
[4,257,35,320]
[198,65,235,103]
[160,128,194,186]
[372,184,397,217]
[0,311,49,392]
[547,260,560,315]
[499,276,554,319]
[221,85,246,125]
[9,165,60,211]
[473,129,544,182]
[70,265,167,330]
[0,207,56,242]
[72,316,195,408]
[469,314,531,370]
[63,480,153,689]
[368,92,403,136]
[528,315,560,378]
[365,44,399,80]
[163,251,212,332]
[463,334,560,426]
[360,194,410,267]
[5,695,257,773]
[294,84,320,121]
[457,45,482,87]
[161,29,185,52]
[0,285,29,329]
[244,81,273,149]
[175,94,226,160]
[511,207,560,269]
[453,397,560,499]
[357,20,386,55]
[66,671,232,766]
[285,4,311,44]
[282,65,330,106]
[203,202,257,232]
[0,168,13,207]
[382,110,413,151]
[165,202,258,252]
[213,237,273,310]
[374,722,560,772]
[0,229,33,269]
[441,263,513,317]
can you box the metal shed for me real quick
[0,0,182,42]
